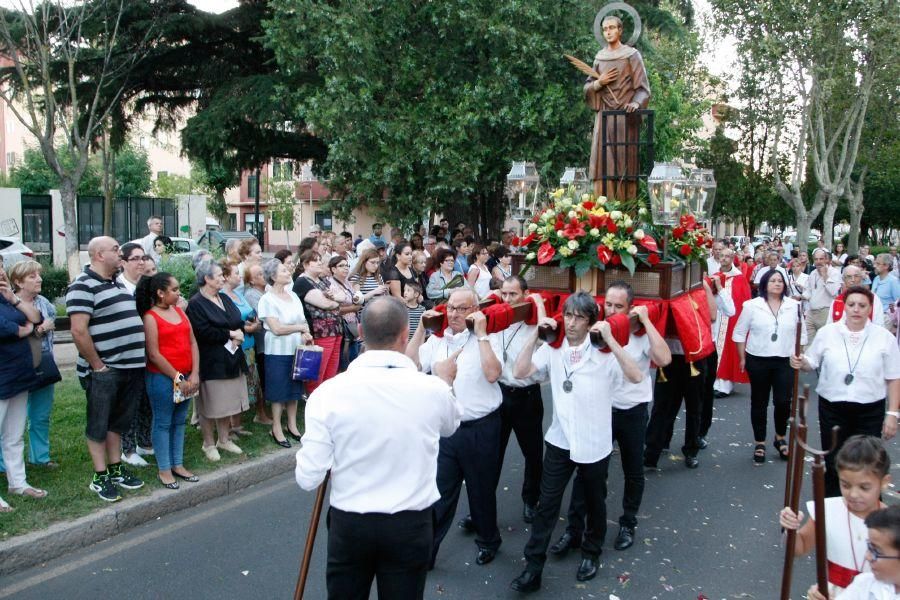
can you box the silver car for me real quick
[0,236,35,267]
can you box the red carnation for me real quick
[626,226,633,234]
[679,244,692,256]
[647,252,661,265]
[537,241,556,264]
[606,221,618,234]
[596,244,612,263]
[611,253,622,265]
[672,227,685,238]
[582,201,594,211]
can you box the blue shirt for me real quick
[229,290,256,351]
[871,274,900,314]
[0,297,39,399]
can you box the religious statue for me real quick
[582,10,650,200]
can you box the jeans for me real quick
[0,384,54,471]
[818,395,885,497]
[744,354,792,441]
[146,372,190,471]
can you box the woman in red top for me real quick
[137,273,200,489]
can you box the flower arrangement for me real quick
[512,187,660,276]
[512,187,712,275]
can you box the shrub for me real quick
[159,256,199,300]
[39,264,72,302]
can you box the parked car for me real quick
[195,230,258,253]
[169,237,199,256]
[0,237,34,267]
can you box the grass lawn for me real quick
[0,372,294,540]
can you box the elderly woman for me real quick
[136,272,200,489]
[292,250,343,393]
[242,263,272,425]
[186,260,249,461]
[0,260,45,510]
[258,259,312,447]
[426,248,462,304]
[791,285,900,497]
[872,254,900,327]
[328,255,362,370]
[222,261,262,438]
[411,250,432,309]
[733,269,807,463]
[0,261,60,474]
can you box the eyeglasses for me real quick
[866,541,900,561]
[123,256,146,262]
[446,304,475,313]
[334,264,349,269]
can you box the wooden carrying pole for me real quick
[779,386,810,600]
[783,304,804,509]
[294,472,330,600]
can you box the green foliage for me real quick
[114,144,153,197]
[158,256,199,300]
[152,172,192,199]
[11,147,101,195]
[37,263,71,302]
[191,161,235,225]
[267,179,298,232]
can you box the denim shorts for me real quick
[80,367,145,442]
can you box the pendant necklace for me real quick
[562,346,583,393]
[767,299,781,342]
[841,330,869,386]
[502,323,525,363]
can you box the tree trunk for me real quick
[60,177,81,279]
[821,193,838,250]
[845,169,866,254]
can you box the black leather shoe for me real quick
[549,531,580,556]
[685,455,700,469]
[510,570,542,593]
[697,436,709,450]
[522,503,536,524]
[576,557,598,581]
[614,526,635,550]
[457,514,474,532]
[270,432,291,448]
[713,390,729,398]
[475,547,496,565]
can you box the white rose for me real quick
[610,210,623,221]
[598,196,608,204]
[589,228,600,236]
[633,229,645,239]
[568,210,577,219]
[527,222,538,233]
[525,252,536,261]
[638,207,648,215]
[567,240,579,250]
[581,193,591,202]
[627,245,638,255]
[559,246,572,257]
[624,217,633,228]
[557,230,567,239]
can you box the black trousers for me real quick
[524,443,610,573]
[566,403,648,534]
[699,350,718,437]
[326,507,432,600]
[818,396,885,498]
[431,408,502,565]
[745,354,793,441]
[498,383,544,507]
[645,354,704,465]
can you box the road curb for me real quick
[0,448,296,577]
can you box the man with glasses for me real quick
[827,265,884,324]
[509,292,643,592]
[802,249,842,343]
[407,289,504,569]
[66,237,146,502]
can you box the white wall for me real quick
[0,188,21,233]
[176,194,208,240]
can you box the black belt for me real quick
[499,382,540,395]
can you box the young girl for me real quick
[403,281,426,340]
[780,435,892,597]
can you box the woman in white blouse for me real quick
[733,269,807,463]
[465,244,492,299]
[790,286,900,497]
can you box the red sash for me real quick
[827,559,860,589]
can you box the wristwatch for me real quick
[886,411,900,419]
[11,295,21,307]
[476,336,490,343]
[176,373,187,382]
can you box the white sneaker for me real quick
[136,446,155,457]
[121,452,149,467]
[201,445,221,462]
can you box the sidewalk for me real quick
[0,443,297,577]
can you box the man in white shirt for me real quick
[802,249,842,343]
[550,282,672,562]
[753,250,789,285]
[509,292,643,592]
[138,215,164,262]
[296,297,462,599]
[827,265,884,324]
[407,289,504,568]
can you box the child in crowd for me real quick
[403,281,426,340]
[806,505,900,599]
[780,435,891,597]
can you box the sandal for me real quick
[10,486,48,499]
[753,444,766,464]
[774,438,789,461]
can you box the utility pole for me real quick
[254,166,263,250]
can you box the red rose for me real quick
[581,201,594,211]
[672,227,685,238]
[647,252,661,265]
[596,244,612,263]
[511,235,520,247]
[626,226,633,234]
[679,244,692,256]
[606,221,618,234]
[611,253,622,265]
[537,241,556,264]
[640,235,658,253]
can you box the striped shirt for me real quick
[407,303,425,340]
[66,266,146,377]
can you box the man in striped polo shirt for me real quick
[67,236,147,502]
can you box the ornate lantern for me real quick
[559,167,590,196]
[647,162,690,227]
[505,161,541,236]
[687,169,717,222]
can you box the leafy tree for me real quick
[114,144,152,197]
[267,179,298,248]
[152,172,192,199]
[11,147,101,195]
[191,161,234,226]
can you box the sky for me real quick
[189,0,238,14]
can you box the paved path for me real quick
[3,373,891,599]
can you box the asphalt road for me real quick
[4,373,873,600]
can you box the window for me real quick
[6,152,17,168]
[314,210,333,231]
[228,214,237,230]
[247,173,258,199]
[272,160,293,182]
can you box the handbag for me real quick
[34,351,62,389]
[342,317,359,342]
[292,345,323,381]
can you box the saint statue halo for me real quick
[593,2,642,47]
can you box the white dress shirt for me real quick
[732,297,808,357]
[753,265,789,285]
[419,328,503,420]
[296,350,462,513]
[827,294,884,325]
[803,321,900,404]
[706,256,720,276]
[803,267,843,310]
[834,573,898,600]
[611,334,652,410]
[498,323,547,388]
[531,337,622,463]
